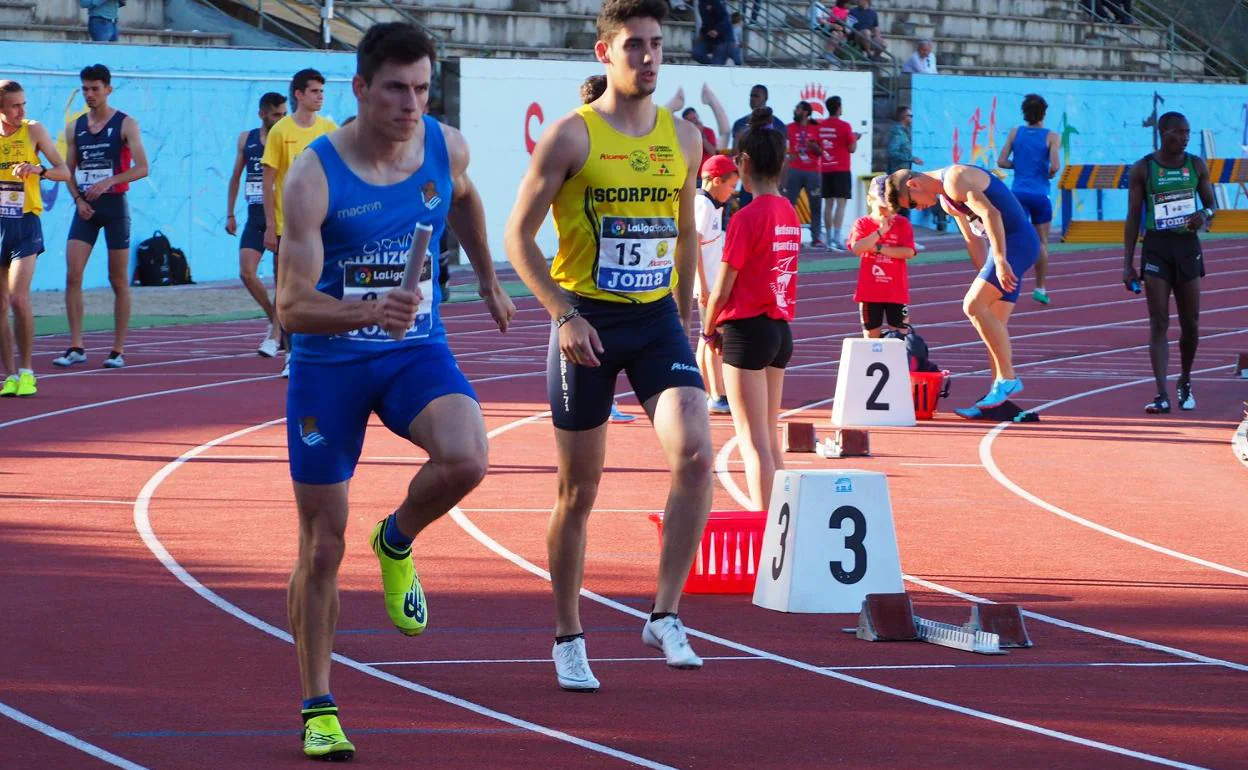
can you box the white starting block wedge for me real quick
[752,470,905,614]
[831,338,916,428]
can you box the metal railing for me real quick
[193,0,444,51]
[1080,0,1248,81]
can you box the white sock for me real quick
[18,368,33,376]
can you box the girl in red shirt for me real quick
[702,108,801,511]
[849,175,916,337]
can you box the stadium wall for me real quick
[909,74,1248,227]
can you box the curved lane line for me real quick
[0,700,147,770]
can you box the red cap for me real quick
[700,154,738,179]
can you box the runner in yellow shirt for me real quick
[0,80,69,397]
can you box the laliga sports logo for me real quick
[354,266,373,285]
[802,83,829,118]
[611,220,626,236]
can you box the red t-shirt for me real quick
[717,195,801,323]
[786,122,821,172]
[848,216,915,304]
[817,117,853,173]
[700,126,717,164]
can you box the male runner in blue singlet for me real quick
[226,92,287,357]
[277,22,515,760]
[887,164,1040,410]
[999,93,1060,304]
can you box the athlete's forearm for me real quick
[504,234,573,320]
[262,166,278,228]
[965,233,988,270]
[674,238,696,324]
[277,281,380,335]
[108,162,148,188]
[448,188,500,294]
[38,160,70,183]
[226,177,240,218]
[1123,214,1141,265]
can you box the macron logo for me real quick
[336,201,382,220]
[670,362,699,373]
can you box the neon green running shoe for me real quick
[16,371,36,397]
[369,518,427,636]
[0,375,16,397]
[302,713,355,762]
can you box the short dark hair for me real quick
[1022,94,1047,125]
[826,96,842,116]
[357,22,437,85]
[290,68,325,106]
[0,80,21,96]
[579,75,607,104]
[738,108,786,179]
[597,0,668,42]
[894,105,911,120]
[885,169,913,212]
[80,64,111,85]
[259,92,287,111]
[681,107,698,120]
[1158,111,1187,131]
[751,84,769,99]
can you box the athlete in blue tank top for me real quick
[999,93,1060,304]
[275,22,515,763]
[226,92,287,358]
[885,163,1040,411]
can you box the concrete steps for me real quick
[0,22,230,46]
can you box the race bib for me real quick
[0,185,24,218]
[968,217,988,239]
[338,258,433,342]
[1152,190,1196,231]
[76,167,111,191]
[595,216,677,294]
[244,180,263,205]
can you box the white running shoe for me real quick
[281,359,290,379]
[642,616,703,670]
[552,637,600,692]
[102,352,125,369]
[914,242,927,252]
[52,348,87,367]
[258,337,279,358]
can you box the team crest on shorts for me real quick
[300,417,328,448]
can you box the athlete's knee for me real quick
[1148,312,1169,337]
[108,271,129,292]
[962,296,983,319]
[239,264,259,284]
[9,290,30,317]
[448,451,489,494]
[672,434,713,484]
[556,476,599,518]
[304,531,346,578]
[65,265,84,287]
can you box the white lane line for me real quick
[979,360,1248,581]
[133,420,673,770]
[899,463,984,468]
[0,700,147,770]
[366,657,1214,672]
[0,497,134,506]
[446,415,1211,769]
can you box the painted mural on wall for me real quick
[910,75,1248,226]
[1,42,359,292]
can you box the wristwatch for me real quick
[34,165,46,177]
[874,241,882,253]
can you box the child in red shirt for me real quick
[849,175,916,337]
[702,107,801,511]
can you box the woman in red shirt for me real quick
[849,175,916,337]
[702,108,801,511]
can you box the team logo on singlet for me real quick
[628,150,650,172]
[299,417,328,448]
[422,181,442,210]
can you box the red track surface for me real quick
[2,241,1246,769]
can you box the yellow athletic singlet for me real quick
[551,104,686,303]
[0,121,43,216]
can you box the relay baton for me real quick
[390,222,434,341]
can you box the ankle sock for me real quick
[301,693,337,722]
[649,612,676,623]
[382,512,413,551]
[555,632,584,645]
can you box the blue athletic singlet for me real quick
[242,127,265,217]
[941,165,1040,302]
[1010,126,1052,196]
[73,111,131,195]
[294,117,451,363]
[941,166,1031,237]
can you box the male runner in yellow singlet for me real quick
[506,0,712,692]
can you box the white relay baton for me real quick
[390,222,434,341]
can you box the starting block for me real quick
[816,429,870,458]
[954,400,1039,423]
[844,592,1026,656]
[783,422,817,453]
[753,470,905,614]
[964,603,1033,648]
[1237,352,1248,378]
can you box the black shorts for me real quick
[67,193,130,250]
[0,212,44,266]
[860,302,908,331]
[822,171,852,200]
[1141,230,1203,286]
[240,205,267,253]
[720,314,793,370]
[547,293,703,431]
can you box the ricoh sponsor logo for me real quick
[336,200,382,220]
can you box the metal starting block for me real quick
[783,422,817,453]
[844,593,1027,656]
[816,428,870,458]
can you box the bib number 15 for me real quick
[615,242,642,266]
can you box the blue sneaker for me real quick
[975,378,1024,409]
[609,401,636,423]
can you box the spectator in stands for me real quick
[693,0,734,65]
[902,39,938,74]
[1082,0,1133,24]
[848,0,888,60]
[80,0,120,42]
[729,12,744,65]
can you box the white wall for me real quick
[457,59,875,263]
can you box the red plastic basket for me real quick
[910,371,944,420]
[649,510,767,594]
